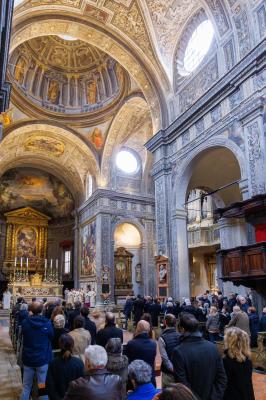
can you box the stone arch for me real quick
[0,122,100,205]
[10,14,169,131]
[172,137,247,211]
[111,218,147,247]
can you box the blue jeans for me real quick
[208,332,220,343]
[20,364,48,400]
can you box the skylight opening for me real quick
[116,150,138,174]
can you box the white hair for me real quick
[84,345,107,368]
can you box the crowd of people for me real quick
[9,289,266,400]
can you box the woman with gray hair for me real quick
[106,338,128,399]
[127,360,160,400]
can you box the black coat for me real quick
[248,313,260,347]
[52,327,69,349]
[96,324,123,348]
[123,299,133,318]
[223,354,255,400]
[172,333,227,400]
[150,303,161,327]
[133,299,145,324]
[124,332,157,385]
[83,317,97,345]
[68,309,81,331]
[46,355,84,400]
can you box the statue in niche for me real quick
[47,80,59,104]
[14,58,26,85]
[135,263,141,283]
[87,80,97,104]
[159,264,167,283]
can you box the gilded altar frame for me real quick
[4,207,50,273]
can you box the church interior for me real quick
[1,0,265,306]
[0,0,266,397]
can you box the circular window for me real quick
[182,20,214,75]
[116,150,138,174]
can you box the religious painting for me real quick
[87,80,97,104]
[25,136,65,157]
[16,226,37,258]
[159,264,167,283]
[115,259,127,284]
[88,127,104,150]
[81,220,96,276]
[0,168,74,218]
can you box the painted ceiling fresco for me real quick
[0,168,74,218]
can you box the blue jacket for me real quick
[127,383,160,400]
[22,315,53,367]
[260,313,266,331]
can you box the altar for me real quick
[8,273,63,301]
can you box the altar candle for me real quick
[50,259,53,270]
[45,259,47,270]
[14,257,17,267]
[20,257,23,268]
[56,259,58,272]
[26,258,28,271]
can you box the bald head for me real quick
[31,301,43,315]
[106,312,115,325]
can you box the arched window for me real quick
[174,10,215,80]
[86,174,93,199]
[183,20,214,75]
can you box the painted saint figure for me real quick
[47,80,59,104]
[87,80,97,104]
[14,57,26,85]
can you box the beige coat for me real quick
[69,328,91,362]
[226,311,251,335]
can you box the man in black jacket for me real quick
[172,313,227,400]
[81,306,97,344]
[158,314,181,387]
[68,301,81,331]
[96,312,123,348]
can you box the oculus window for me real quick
[116,150,138,174]
[180,20,214,76]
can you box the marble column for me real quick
[172,208,190,300]
[73,213,79,288]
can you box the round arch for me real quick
[172,138,247,210]
[0,122,100,205]
[10,14,169,131]
[111,218,147,246]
